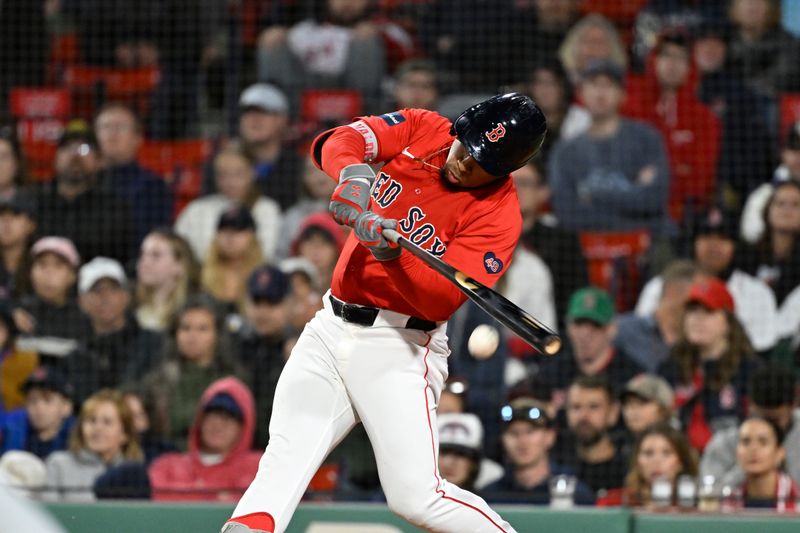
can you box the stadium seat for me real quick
[138,139,214,215]
[9,87,72,180]
[579,230,651,312]
[62,65,161,121]
[300,89,363,126]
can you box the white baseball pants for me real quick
[231,293,517,533]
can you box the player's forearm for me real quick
[321,128,370,179]
[381,251,466,321]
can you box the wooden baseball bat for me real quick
[382,228,561,356]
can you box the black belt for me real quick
[329,295,436,331]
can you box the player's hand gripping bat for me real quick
[381,227,561,356]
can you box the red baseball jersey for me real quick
[311,108,522,322]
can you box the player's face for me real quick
[637,434,682,484]
[623,396,666,435]
[501,421,554,468]
[442,140,502,189]
[737,418,784,477]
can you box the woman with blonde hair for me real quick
[599,424,698,506]
[43,389,148,501]
[175,141,281,262]
[558,14,628,84]
[135,228,199,331]
[201,206,265,310]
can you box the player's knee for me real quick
[385,490,439,526]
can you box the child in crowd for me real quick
[0,367,75,459]
[18,237,90,358]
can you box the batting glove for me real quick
[329,163,375,226]
[353,211,401,261]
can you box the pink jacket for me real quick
[148,377,262,501]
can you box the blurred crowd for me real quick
[0,0,799,512]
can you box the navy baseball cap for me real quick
[581,59,626,86]
[203,392,243,422]
[694,207,737,240]
[247,265,290,303]
[0,192,35,219]
[217,206,256,231]
[21,367,73,399]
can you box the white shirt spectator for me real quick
[635,270,778,352]
[175,195,281,262]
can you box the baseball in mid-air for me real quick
[468,324,500,359]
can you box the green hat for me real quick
[567,287,614,325]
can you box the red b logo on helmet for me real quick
[485,123,506,142]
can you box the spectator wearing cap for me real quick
[201,84,301,210]
[0,302,38,412]
[622,31,721,222]
[738,179,800,351]
[727,0,800,97]
[621,374,675,440]
[615,260,702,373]
[149,377,262,501]
[94,103,173,248]
[437,413,503,493]
[742,122,800,244]
[177,142,281,263]
[636,206,779,352]
[290,212,347,290]
[438,377,469,416]
[33,120,135,264]
[537,287,644,405]
[237,265,293,449]
[513,158,586,330]
[17,237,91,361]
[275,156,336,262]
[701,364,800,486]
[483,397,595,504]
[43,388,148,502]
[140,295,244,450]
[658,277,758,452]
[693,20,776,203]
[0,192,37,299]
[549,59,673,238]
[0,367,75,460]
[555,375,629,495]
[200,206,265,312]
[75,257,163,391]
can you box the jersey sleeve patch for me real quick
[483,251,504,274]
[379,112,406,127]
[347,120,379,162]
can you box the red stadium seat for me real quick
[47,32,80,84]
[9,88,72,180]
[300,89,363,125]
[780,93,800,139]
[138,139,213,215]
[579,230,651,312]
[62,65,161,120]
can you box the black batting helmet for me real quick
[450,93,547,177]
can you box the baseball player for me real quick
[222,93,546,533]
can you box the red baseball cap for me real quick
[686,277,734,312]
